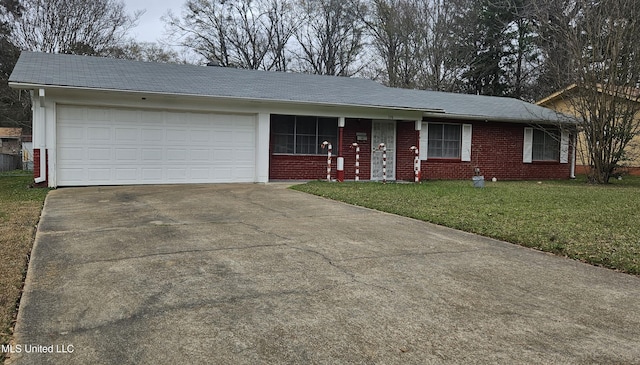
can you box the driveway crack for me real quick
[80,243,289,265]
[288,245,395,293]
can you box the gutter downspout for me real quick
[34,89,46,184]
[570,131,577,179]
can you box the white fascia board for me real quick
[9,82,441,119]
[39,88,425,122]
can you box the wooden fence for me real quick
[0,154,19,172]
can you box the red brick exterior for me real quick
[422,120,573,180]
[33,148,40,179]
[32,148,48,185]
[269,118,374,180]
[395,121,420,181]
[269,118,574,181]
[340,119,372,180]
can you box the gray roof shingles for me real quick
[9,51,570,124]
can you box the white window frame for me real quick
[523,127,568,163]
[420,122,472,161]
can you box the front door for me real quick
[371,120,396,181]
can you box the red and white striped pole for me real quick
[351,143,360,181]
[378,143,387,184]
[410,146,420,183]
[321,141,332,181]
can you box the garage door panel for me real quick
[115,128,139,141]
[115,148,138,161]
[235,167,255,179]
[191,130,211,143]
[87,127,111,141]
[190,149,212,161]
[115,168,137,181]
[57,106,256,185]
[88,148,111,161]
[142,129,163,142]
[57,106,82,120]
[141,148,162,161]
[167,169,187,180]
[142,168,162,180]
[60,168,84,182]
[59,147,84,161]
[166,129,188,143]
[59,126,84,141]
[88,168,110,181]
[112,109,137,123]
[167,149,187,161]
[87,107,110,121]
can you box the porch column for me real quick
[415,120,422,181]
[256,113,270,183]
[337,117,346,182]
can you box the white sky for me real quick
[124,0,182,43]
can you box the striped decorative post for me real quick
[410,146,420,183]
[351,143,360,182]
[378,143,387,184]
[321,141,332,181]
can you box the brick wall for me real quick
[33,148,41,179]
[269,118,573,181]
[395,121,419,180]
[422,120,573,180]
[341,119,372,180]
[269,118,373,180]
[32,148,48,185]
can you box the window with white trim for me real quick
[427,123,462,158]
[532,129,560,161]
[271,114,338,154]
[524,127,569,163]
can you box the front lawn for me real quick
[0,173,48,361]
[292,176,640,275]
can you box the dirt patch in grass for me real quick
[0,175,48,362]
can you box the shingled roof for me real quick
[9,52,572,124]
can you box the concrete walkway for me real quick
[6,184,640,364]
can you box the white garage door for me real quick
[57,105,256,186]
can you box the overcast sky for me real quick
[125,0,182,43]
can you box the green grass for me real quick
[292,176,640,275]
[0,172,48,362]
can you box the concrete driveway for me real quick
[7,184,640,364]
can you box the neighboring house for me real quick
[0,127,22,155]
[0,127,22,172]
[9,52,577,187]
[21,134,33,171]
[537,84,640,172]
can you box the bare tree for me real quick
[110,41,184,64]
[4,0,140,56]
[164,0,297,70]
[364,0,422,88]
[294,0,366,76]
[538,0,640,183]
[418,0,468,92]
